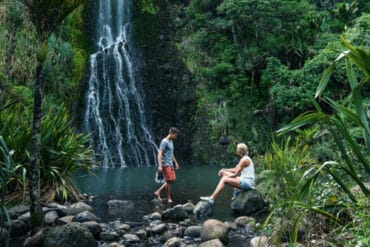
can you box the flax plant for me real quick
[0,101,21,247]
[0,136,12,247]
[273,36,369,245]
[0,101,92,203]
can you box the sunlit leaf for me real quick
[277,112,328,135]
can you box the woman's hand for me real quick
[218,169,224,176]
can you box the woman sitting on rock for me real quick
[200,143,255,205]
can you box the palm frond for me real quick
[277,112,328,136]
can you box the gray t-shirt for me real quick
[159,138,174,167]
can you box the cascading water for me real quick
[83,0,157,167]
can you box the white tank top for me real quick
[240,155,255,180]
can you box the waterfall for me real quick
[83,0,157,167]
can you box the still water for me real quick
[74,165,238,222]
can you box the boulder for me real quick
[65,202,93,215]
[23,228,46,247]
[122,233,140,244]
[200,219,229,244]
[151,223,168,235]
[163,236,186,247]
[134,229,147,239]
[43,222,97,247]
[72,210,99,223]
[193,201,212,220]
[231,189,266,215]
[250,236,268,247]
[44,211,59,226]
[17,212,31,227]
[4,219,28,237]
[235,216,255,227]
[199,238,224,247]
[106,200,134,216]
[143,212,162,222]
[162,204,188,220]
[7,205,29,219]
[99,231,120,241]
[82,221,102,236]
[106,199,134,208]
[57,215,74,225]
[182,202,195,214]
[184,225,201,238]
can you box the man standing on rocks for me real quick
[154,127,180,203]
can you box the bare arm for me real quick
[157,149,163,172]
[222,167,236,172]
[173,155,179,169]
[219,158,250,177]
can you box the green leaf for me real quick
[292,212,306,244]
[315,63,336,98]
[277,112,327,135]
[294,201,344,225]
[340,35,370,75]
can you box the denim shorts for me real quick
[240,178,255,190]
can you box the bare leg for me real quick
[154,182,167,201]
[166,182,173,203]
[210,177,241,200]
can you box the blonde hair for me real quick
[237,143,248,156]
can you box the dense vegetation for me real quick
[0,0,93,233]
[175,0,369,245]
[1,0,369,246]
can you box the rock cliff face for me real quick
[132,0,196,164]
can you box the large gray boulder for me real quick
[44,211,59,226]
[184,225,201,238]
[163,236,186,247]
[162,204,188,220]
[43,222,97,247]
[72,210,99,223]
[193,201,212,220]
[65,202,93,215]
[7,205,29,219]
[200,239,224,247]
[200,219,229,244]
[231,189,266,215]
[4,219,28,237]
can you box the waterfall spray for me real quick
[83,0,157,167]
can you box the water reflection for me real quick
[74,166,236,222]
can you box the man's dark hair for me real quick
[169,127,180,134]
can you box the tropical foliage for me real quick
[259,36,370,246]
[178,0,369,163]
[0,132,14,246]
[1,0,91,233]
[0,0,369,245]
[0,102,92,203]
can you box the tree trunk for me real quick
[231,24,238,46]
[29,60,43,234]
[5,28,16,82]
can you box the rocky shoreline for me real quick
[1,190,269,247]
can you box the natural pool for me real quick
[74,165,239,222]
